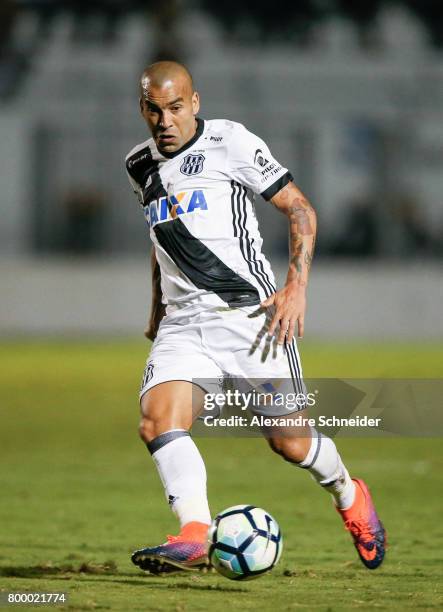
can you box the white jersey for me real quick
[125,118,292,314]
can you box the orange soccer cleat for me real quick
[131,521,210,574]
[337,478,387,570]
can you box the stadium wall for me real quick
[1,259,441,339]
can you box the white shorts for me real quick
[139,305,305,417]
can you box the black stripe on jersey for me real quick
[289,341,303,396]
[230,181,241,238]
[241,186,276,296]
[126,145,168,204]
[261,171,293,201]
[126,144,154,187]
[231,181,275,298]
[286,339,298,393]
[154,218,261,308]
[285,338,303,396]
[231,182,262,292]
[232,182,268,297]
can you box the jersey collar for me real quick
[159,118,205,159]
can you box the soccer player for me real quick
[125,61,386,573]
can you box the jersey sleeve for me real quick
[227,125,292,200]
[126,169,144,204]
[125,151,145,205]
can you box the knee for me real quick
[267,435,311,464]
[138,395,159,443]
[138,412,156,443]
[137,382,197,444]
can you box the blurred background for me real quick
[1,0,442,339]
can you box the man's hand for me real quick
[261,280,306,344]
[144,323,158,342]
[145,246,165,341]
[144,299,166,341]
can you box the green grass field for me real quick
[1,340,442,611]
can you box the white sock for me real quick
[149,430,211,527]
[298,428,356,510]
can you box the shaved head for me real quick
[140,61,194,99]
[139,61,200,155]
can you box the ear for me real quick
[139,97,144,114]
[192,91,200,116]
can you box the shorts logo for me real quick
[168,494,178,506]
[180,153,205,176]
[141,361,154,390]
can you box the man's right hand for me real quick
[144,326,155,342]
[145,246,165,341]
[144,300,166,341]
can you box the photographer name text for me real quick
[203,415,382,428]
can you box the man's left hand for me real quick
[261,280,306,344]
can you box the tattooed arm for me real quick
[144,246,166,341]
[261,181,317,344]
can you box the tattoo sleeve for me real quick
[271,185,317,288]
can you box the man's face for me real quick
[140,77,200,154]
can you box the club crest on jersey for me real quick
[180,153,205,176]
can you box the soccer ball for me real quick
[208,505,283,580]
